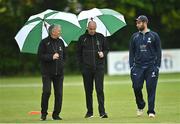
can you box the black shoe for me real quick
[40,114,47,121]
[52,115,62,120]
[84,113,93,118]
[100,113,108,118]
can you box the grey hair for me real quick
[48,24,61,35]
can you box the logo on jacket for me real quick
[47,42,50,45]
[59,46,62,51]
[140,45,147,52]
[133,73,137,76]
[83,38,87,42]
[152,71,156,77]
[147,37,151,43]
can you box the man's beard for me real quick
[138,26,145,31]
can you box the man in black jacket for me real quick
[129,15,162,118]
[77,21,109,118]
[38,24,65,121]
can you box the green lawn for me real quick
[0,73,180,123]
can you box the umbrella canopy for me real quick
[75,8,126,40]
[15,9,81,54]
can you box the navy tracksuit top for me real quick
[129,30,162,68]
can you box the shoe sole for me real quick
[40,117,46,121]
[100,115,108,118]
[52,118,62,120]
[85,115,94,118]
[149,115,155,118]
[137,113,143,117]
[100,117,108,118]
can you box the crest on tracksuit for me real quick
[152,71,156,77]
[147,37,151,43]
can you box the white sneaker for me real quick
[149,113,155,118]
[137,109,143,116]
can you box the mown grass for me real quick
[0,73,180,123]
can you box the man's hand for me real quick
[98,51,104,58]
[53,53,59,60]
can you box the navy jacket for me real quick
[38,36,66,75]
[129,30,162,68]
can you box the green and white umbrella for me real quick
[15,9,81,54]
[76,8,126,39]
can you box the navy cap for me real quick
[136,15,148,23]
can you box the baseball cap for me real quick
[136,15,148,23]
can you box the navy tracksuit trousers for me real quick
[130,65,159,114]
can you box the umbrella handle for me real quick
[106,29,107,37]
[96,40,101,52]
[96,35,101,52]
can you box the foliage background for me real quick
[0,0,180,76]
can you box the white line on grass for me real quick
[0,79,180,88]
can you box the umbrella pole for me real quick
[43,20,49,34]
[106,29,107,37]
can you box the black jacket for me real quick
[38,36,66,75]
[77,32,109,69]
[129,30,162,68]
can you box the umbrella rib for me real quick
[96,16,110,36]
[98,15,126,35]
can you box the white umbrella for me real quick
[76,8,126,39]
[15,9,81,54]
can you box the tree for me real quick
[0,0,179,76]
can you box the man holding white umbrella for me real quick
[38,24,65,121]
[14,9,81,120]
[76,7,126,119]
[77,21,109,118]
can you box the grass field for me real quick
[0,73,180,123]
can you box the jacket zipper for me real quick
[55,42,58,75]
[143,33,145,40]
[92,36,96,68]
[52,41,58,75]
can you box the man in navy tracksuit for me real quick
[129,15,162,118]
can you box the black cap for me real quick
[136,15,148,23]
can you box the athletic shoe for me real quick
[84,113,93,118]
[137,109,143,116]
[40,114,46,121]
[52,115,62,120]
[148,113,155,118]
[100,113,108,118]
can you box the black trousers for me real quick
[41,74,64,116]
[131,65,159,114]
[82,67,106,115]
